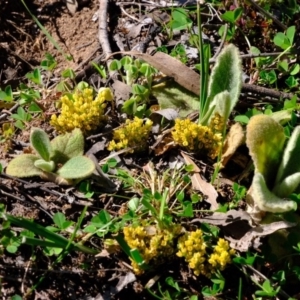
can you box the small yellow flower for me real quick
[123,223,182,274]
[50,87,113,134]
[108,117,153,153]
[176,229,234,277]
[171,118,223,159]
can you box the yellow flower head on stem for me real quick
[108,117,153,153]
[50,87,113,134]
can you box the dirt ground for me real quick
[1,0,100,87]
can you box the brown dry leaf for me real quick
[194,210,296,252]
[181,152,219,210]
[107,51,200,96]
[151,130,176,155]
[220,122,245,168]
[199,209,252,225]
[227,220,296,252]
[199,210,253,241]
[112,80,132,102]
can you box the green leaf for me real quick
[290,63,300,75]
[209,91,231,127]
[30,128,52,161]
[121,97,137,115]
[286,25,296,45]
[246,114,286,187]
[11,295,23,300]
[53,212,72,229]
[11,107,31,122]
[107,158,118,168]
[274,126,300,191]
[284,96,297,110]
[0,85,13,101]
[26,68,43,85]
[251,173,296,213]
[278,61,289,72]
[165,277,181,291]
[170,8,192,30]
[221,8,243,23]
[234,115,249,124]
[34,159,55,172]
[285,76,298,88]
[109,60,122,71]
[206,44,242,123]
[61,68,75,79]
[274,32,291,50]
[28,102,43,113]
[40,53,57,71]
[6,154,43,178]
[128,197,140,211]
[51,128,85,163]
[152,81,199,118]
[270,110,292,125]
[56,156,95,179]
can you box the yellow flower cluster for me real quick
[177,229,207,276]
[209,112,225,133]
[108,117,153,153]
[171,117,223,159]
[123,224,182,274]
[177,229,235,277]
[50,87,113,134]
[208,238,235,271]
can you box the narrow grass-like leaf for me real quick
[6,214,73,248]
[6,214,96,254]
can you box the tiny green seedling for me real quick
[109,56,157,116]
[219,7,243,41]
[0,85,13,102]
[274,26,296,51]
[6,128,95,185]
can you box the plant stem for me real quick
[197,2,209,123]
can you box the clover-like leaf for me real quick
[30,128,52,161]
[6,154,43,178]
[207,44,242,116]
[34,159,56,173]
[56,156,95,179]
[251,173,297,213]
[246,114,286,187]
[51,128,84,164]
